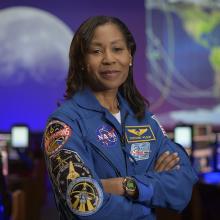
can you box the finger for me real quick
[162,152,179,168]
[155,151,171,168]
[173,165,180,170]
[164,156,180,171]
[155,152,179,172]
[160,153,179,171]
[154,151,170,170]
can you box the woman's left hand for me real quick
[154,151,180,172]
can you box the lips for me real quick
[100,70,120,79]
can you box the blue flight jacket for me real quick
[43,88,198,220]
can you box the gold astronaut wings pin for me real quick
[125,125,156,143]
[127,128,148,137]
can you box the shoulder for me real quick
[47,98,80,127]
[142,110,155,124]
[43,98,84,149]
[144,111,167,137]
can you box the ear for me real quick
[129,54,132,66]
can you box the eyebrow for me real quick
[90,39,125,46]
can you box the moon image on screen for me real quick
[0,6,73,85]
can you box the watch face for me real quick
[126,178,136,192]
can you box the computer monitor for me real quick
[11,125,29,148]
[174,125,193,149]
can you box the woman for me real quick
[43,16,197,220]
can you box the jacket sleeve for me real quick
[133,115,198,212]
[42,117,151,220]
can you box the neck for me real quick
[92,89,119,114]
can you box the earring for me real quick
[129,63,132,66]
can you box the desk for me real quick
[8,158,46,220]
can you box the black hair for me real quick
[65,15,149,120]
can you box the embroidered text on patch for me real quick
[96,124,117,147]
[44,120,72,156]
[125,125,156,143]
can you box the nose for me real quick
[102,49,116,64]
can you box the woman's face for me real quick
[85,23,131,92]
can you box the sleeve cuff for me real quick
[135,179,153,203]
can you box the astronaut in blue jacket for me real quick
[42,16,198,220]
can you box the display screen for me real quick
[201,172,220,184]
[11,126,29,148]
[174,126,192,148]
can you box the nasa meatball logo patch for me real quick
[96,124,117,147]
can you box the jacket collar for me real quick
[73,87,104,112]
[73,87,134,116]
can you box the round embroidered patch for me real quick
[96,124,117,147]
[44,120,72,156]
[49,149,92,199]
[66,177,103,216]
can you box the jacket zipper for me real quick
[88,141,122,177]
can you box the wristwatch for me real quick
[122,177,137,198]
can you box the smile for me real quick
[100,70,120,79]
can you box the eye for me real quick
[112,47,124,53]
[89,48,103,54]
